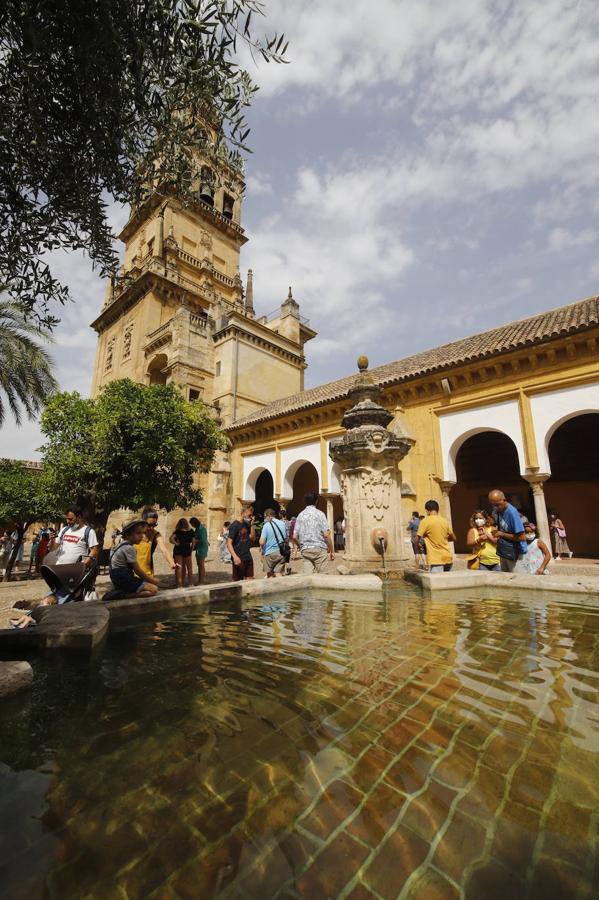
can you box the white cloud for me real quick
[547,227,596,252]
[245,171,273,196]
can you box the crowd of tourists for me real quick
[409,488,573,575]
[6,486,579,625]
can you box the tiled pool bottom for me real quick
[1,588,598,899]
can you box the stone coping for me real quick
[0,661,33,698]
[106,573,383,620]
[0,574,382,658]
[404,569,599,604]
[0,605,110,654]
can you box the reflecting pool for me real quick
[1,585,598,898]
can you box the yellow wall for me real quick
[227,334,599,554]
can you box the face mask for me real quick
[526,534,535,542]
[475,518,485,527]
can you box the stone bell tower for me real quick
[89,154,317,537]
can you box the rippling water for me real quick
[1,586,598,898]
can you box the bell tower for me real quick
[90,156,248,403]
[89,153,317,534]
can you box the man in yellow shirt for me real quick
[417,499,456,573]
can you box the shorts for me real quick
[174,549,192,558]
[301,547,329,574]
[232,557,254,581]
[110,568,148,594]
[264,552,286,575]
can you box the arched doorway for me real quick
[253,470,279,519]
[147,353,169,386]
[451,431,530,551]
[286,461,321,518]
[545,413,599,557]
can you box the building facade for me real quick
[90,176,599,557]
[225,298,599,558]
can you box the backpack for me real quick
[270,520,291,563]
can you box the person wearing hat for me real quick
[109,519,159,597]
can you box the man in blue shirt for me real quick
[488,489,528,572]
[259,509,289,577]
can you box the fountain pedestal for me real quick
[329,357,414,572]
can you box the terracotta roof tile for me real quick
[226,295,599,431]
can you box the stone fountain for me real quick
[329,356,414,572]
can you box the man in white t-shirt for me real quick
[50,507,99,567]
[38,507,99,603]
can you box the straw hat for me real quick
[121,518,147,536]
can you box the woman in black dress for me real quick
[170,517,195,587]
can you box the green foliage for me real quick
[0,0,287,327]
[40,378,228,527]
[0,294,58,425]
[0,459,58,528]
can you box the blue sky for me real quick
[3,0,599,459]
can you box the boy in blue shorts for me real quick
[109,519,159,597]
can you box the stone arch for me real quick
[244,466,272,502]
[448,426,526,481]
[439,401,526,482]
[544,413,599,557]
[283,458,314,497]
[253,470,278,519]
[147,353,169,386]
[285,461,320,518]
[544,407,599,464]
[450,430,529,552]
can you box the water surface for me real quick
[1,586,598,898]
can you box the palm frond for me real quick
[0,296,58,427]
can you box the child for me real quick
[109,519,159,597]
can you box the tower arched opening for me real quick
[147,353,169,386]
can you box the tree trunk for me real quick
[76,491,110,549]
[2,523,27,583]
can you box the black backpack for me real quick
[270,520,291,563]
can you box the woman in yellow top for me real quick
[467,510,500,571]
[134,510,177,581]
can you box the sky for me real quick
[3,0,599,459]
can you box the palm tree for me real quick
[0,293,58,426]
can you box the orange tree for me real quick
[40,378,227,539]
